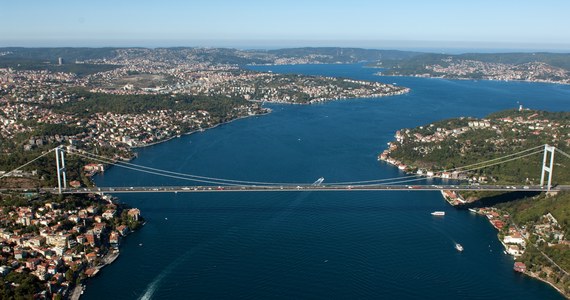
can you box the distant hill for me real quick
[460,52,570,71]
[0,47,425,68]
[381,52,570,73]
[0,47,120,62]
[266,47,423,63]
[0,47,121,75]
[2,47,570,76]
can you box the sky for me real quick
[2,0,570,51]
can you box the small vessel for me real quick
[431,211,445,216]
[455,243,464,252]
[468,208,477,213]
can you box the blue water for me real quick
[85,64,570,299]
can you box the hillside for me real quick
[379,52,570,84]
[379,109,570,186]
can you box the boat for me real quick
[455,243,464,252]
[468,208,477,213]
[431,211,445,216]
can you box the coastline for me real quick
[128,84,409,152]
[458,203,570,299]
[71,81,564,298]
[375,72,570,86]
[524,270,568,298]
[378,149,569,299]
[73,110,271,298]
[72,204,143,299]
[131,109,273,150]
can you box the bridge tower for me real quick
[55,146,67,194]
[540,144,555,191]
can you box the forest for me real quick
[57,89,249,118]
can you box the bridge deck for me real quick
[47,184,569,194]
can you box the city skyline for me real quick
[2,0,570,51]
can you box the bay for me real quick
[85,64,570,299]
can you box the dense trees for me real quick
[0,271,44,299]
[388,109,570,185]
[58,90,248,118]
[496,192,570,239]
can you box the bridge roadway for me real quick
[52,184,570,194]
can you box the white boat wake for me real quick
[139,249,193,300]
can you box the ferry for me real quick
[431,211,445,216]
[455,243,464,252]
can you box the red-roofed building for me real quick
[491,219,505,230]
[84,163,104,173]
[85,268,99,277]
[109,231,120,248]
[69,180,81,188]
[85,231,97,247]
[117,225,129,236]
[85,252,97,263]
[514,262,526,272]
[128,208,141,221]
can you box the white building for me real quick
[504,234,525,246]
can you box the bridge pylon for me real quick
[55,146,67,194]
[540,144,555,191]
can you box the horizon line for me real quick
[2,39,570,52]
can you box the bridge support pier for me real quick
[540,144,555,191]
[55,146,67,194]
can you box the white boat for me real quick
[431,211,445,216]
[468,208,477,213]
[455,243,464,252]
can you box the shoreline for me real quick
[452,200,570,299]
[128,84,409,152]
[131,109,273,150]
[378,149,569,298]
[375,72,570,86]
[524,271,568,298]
[72,207,143,299]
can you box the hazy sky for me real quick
[2,0,570,50]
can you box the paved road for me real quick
[32,184,570,194]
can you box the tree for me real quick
[65,269,75,282]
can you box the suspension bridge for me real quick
[1,144,569,195]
